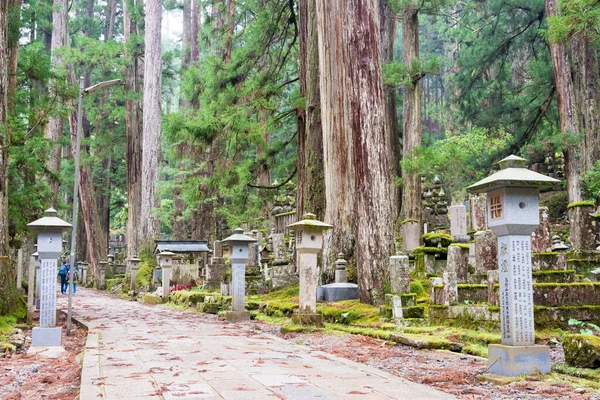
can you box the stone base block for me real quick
[225,310,250,323]
[488,344,550,377]
[203,280,222,290]
[316,283,359,302]
[292,312,323,327]
[31,327,62,347]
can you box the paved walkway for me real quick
[58,288,454,400]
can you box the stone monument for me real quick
[288,213,333,325]
[449,204,469,243]
[316,253,358,302]
[468,155,559,377]
[222,228,257,322]
[27,207,72,347]
[205,240,226,290]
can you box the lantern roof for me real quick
[158,250,176,257]
[287,213,333,230]
[467,155,559,194]
[129,256,142,262]
[27,207,72,231]
[222,228,257,243]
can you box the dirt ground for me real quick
[0,312,86,400]
[272,328,600,400]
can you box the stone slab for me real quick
[31,326,62,347]
[224,310,250,323]
[488,344,550,377]
[316,282,358,302]
[27,345,66,358]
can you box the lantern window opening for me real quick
[490,193,504,220]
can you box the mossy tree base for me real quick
[563,334,600,368]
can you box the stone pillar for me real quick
[35,260,41,310]
[129,257,141,290]
[27,252,35,325]
[449,204,469,242]
[230,262,245,311]
[442,269,457,306]
[487,270,499,306]
[470,194,488,231]
[531,207,552,252]
[389,252,410,294]
[568,204,597,250]
[447,244,469,283]
[16,248,23,292]
[429,277,443,305]
[205,240,225,290]
[98,261,107,290]
[162,266,172,300]
[81,263,88,285]
[402,221,420,252]
[475,230,497,275]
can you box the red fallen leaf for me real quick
[347,391,370,395]
[196,361,210,365]
[198,369,208,373]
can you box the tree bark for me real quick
[140,0,163,242]
[546,0,582,204]
[401,8,422,227]
[297,0,325,222]
[316,0,394,304]
[44,0,68,205]
[379,0,399,224]
[124,0,143,260]
[191,0,200,63]
[106,0,118,41]
[0,0,25,316]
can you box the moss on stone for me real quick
[457,284,487,289]
[563,334,600,368]
[450,243,471,250]
[401,219,419,225]
[410,280,425,295]
[412,246,448,256]
[422,233,454,247]
[567,201,596,209]
[532,269,576,276]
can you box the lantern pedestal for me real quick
[225,310,250,323]
[32,327,62,347]
[292,311,323,326]
[488,344,550,377]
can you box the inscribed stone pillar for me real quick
[442,270,457,306]
[389,253,410,294]
[98,261,107,290]
[470,195,488,231]
[35,261,41,310]
[205,257,225,290]
[447,245,469,283]
[16,248,23,291]
[214,240,223,258]
[402,221,420,252]
[531,207,552,252]
[27,253,35,325]
[487,270,499,307]
[162,266,172,299]
[475,230,497,274]
[449,204,469,242]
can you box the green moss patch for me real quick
[450,243,471,250]
[563,334,600,368]
[422,233,453,247]
[412,246,448,256]
[567,201,596,209]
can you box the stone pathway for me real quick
[58,288,454,399]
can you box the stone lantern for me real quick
[222,228,257,322]
[27,207,72,347]
[288,213,333,325]
[157,250,175,300]
[468,155,559,377]
[98,260,108,289]
[129,255,142,290]
[80,262,89,285]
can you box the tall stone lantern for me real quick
[157,250,175,300]
[468,155,559,376]
[27,207,72,347]
[222,228,257,322]
[288,213,333,325]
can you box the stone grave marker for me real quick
[449,204,469,242]
[389,252,410,294]
[222,228,256,322]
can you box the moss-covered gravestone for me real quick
[563,334,600,368]
[468,155,559,377]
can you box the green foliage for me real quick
[401,128,512,201]
[568,318,600,335]
[410,281,425,295]
[543,191,569,220]
[583,161,600,203]
[547,0,600,43]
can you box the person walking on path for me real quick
[58,260,69,294]
[68,265,77,294]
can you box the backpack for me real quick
[59,265,67,276]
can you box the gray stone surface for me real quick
[389,253,410,294]
[316,282,359,302]
[474,230,497,274]
[31,326,61,347]
[531,207,552,252]
[488,344,550,377]
[60,289,454,399]
[449,204,468,241]
[470,195,487,231]
[447,245,469,283]
[402,221,420,252]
